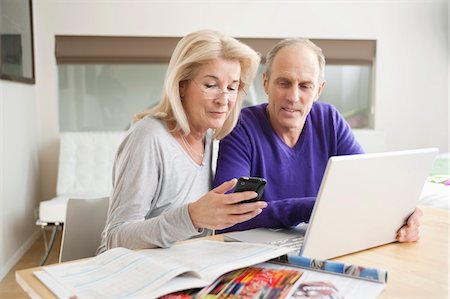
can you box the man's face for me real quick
[264,45,325,139]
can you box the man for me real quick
[213,38,421,242]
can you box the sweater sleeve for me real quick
[331,106,365,155]
[101,125,201,252]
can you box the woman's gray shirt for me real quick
[97,117,212,253]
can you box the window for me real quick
[58,64,166,131]
[56,36,375,131]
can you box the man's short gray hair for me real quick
[264,38,326,82]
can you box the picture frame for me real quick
[0,0,35,84]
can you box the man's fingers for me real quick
[396,208,423,242]
[408,208,423,225]
[397,227,420,242]
[398,232,420,242]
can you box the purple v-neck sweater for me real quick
[213,102,364,232]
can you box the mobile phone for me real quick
[233,177,267,203]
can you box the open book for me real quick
[34,240,292,298]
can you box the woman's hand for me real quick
[396,208,423,242]
[188,178,268,230]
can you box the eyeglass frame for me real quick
[191,79,243,101]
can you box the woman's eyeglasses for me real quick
[193,80,239,101]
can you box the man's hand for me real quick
[188,178,268,230]
[396,208,423,242]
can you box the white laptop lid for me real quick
[300,147,437,259]
[223,148,437,260]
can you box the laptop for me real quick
[224,148,438,260]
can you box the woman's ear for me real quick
[179,81,186,98]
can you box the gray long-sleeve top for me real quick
[97,117,212,254]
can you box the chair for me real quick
[36,131,125,265]
[59,197,109,263]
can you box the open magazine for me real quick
[34,240,291,298]
[160,258,387,299]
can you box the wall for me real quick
[1,0,447,278]
[0,80,40,280]
[0,0,40,281]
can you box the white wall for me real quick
[0,80,40,280]
[1,0,448,278]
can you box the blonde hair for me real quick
[133,30,260,140]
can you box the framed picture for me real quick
[0,0,35,84]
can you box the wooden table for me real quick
[16,206,449,298]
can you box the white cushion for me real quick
[38,195,109,223]
[37,131,125,224]
[56,132,126,196]
[38,196,70,223]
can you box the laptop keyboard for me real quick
[269,236,304,251]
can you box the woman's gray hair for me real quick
[264,38,326,82]
[133,29,261,140]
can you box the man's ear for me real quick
[263,73,269,95]
[315,80,326,101]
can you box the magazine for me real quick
[158,260,386,299]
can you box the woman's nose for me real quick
[214,92,230,105]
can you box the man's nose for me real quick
[286,86,301,102]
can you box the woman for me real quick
[98,30,264,253]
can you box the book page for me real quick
[261,262,385,299]
[146,275,207,298]
[42,247,193,298]
[149,240,293,281]
[292,270,385,298]
[33,271,75,299]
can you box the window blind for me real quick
[55,35,376,65]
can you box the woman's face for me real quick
[179,57,241,135]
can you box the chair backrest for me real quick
[59,197,109,263]
[56,131,126,197]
